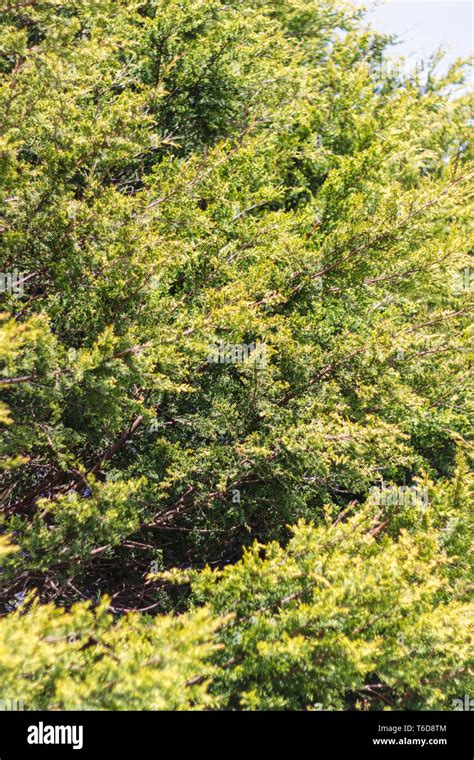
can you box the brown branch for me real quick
[88,413,144,475]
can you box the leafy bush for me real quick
[0,0,472,710]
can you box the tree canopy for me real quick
[0,0,472,710]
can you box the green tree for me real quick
[0,0,472,709]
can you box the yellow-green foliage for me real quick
[188,496,473,710]
[0,0,472,710]
[0,595,222,710]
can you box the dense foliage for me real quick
[0,0,472,710]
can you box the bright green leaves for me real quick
[0,595,222,709]
[4,477,147,575]
[0,0,472,710]
[186,498,472,710]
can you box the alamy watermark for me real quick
[206,340,267,368]
[369,483,429,511]
[374,58,430,85]
[27,722,83,750]
[451,266,473,294]
[0,697,25,710]
[452,694,473,711]
[0,270,26,297]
